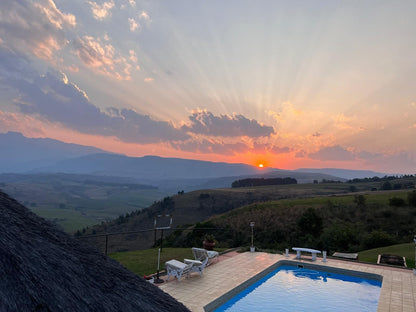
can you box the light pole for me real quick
[250,222,255,252]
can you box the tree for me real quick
[298,208,323,238]
[381,181,392,190]
[354,195,366,207]
[389,197,406,207]
[408,190,416,207]
[362,230,395,249]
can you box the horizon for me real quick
[0,1,415,174]
[1,130,398,176]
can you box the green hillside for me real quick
[358,243,415,268]
[173,189,416,254]
[80,176,416,253]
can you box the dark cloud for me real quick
[295,150,306,158]
[171,139,290,156]
[0,48,188,143]
[253,142,290,154]
[171,139,248,155]
[357,151,383,160]
[182,110,275,138]
[12,73,189,143]
[308,145,355,161]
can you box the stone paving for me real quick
[159,251,416,312]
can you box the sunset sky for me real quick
[0,0,415,173]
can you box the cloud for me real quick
[34,0,76,29]
[0,49,189,144]
[139,11,151,24]
[72,35,133,80]
[308,145,355,161]
[169,137,290,156]
[128,18,139,32]
[0,0,75,61]
[358,151,416,174]
[171,139,248,155]
[88,1,114,20]
[252,142,290,154]
[182,110,275,138]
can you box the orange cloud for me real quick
[73,36,135,80]
[88,1,114,21]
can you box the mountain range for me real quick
[0,131,387,191]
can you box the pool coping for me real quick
[203,259,384,312]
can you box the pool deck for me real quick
[159,251,416,312]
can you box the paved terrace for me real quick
[160,251,416,312]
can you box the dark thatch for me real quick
[0,191,190,312]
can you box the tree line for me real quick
[232,177,297,188]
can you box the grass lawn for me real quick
[109,247,226,277]
[110,244,416,277]
[358,243,415,268]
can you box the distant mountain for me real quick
[35,153,271,181]
[1,132,389,190]
[295,168,386,180]
[0,132,108,173]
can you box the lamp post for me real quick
[250,222,255,253]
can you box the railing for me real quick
[77,227,227,255]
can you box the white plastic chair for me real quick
[192,247,219,266]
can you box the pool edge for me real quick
[203,259,383,312]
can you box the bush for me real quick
[408,190,416,206]
[381,181,392,190]
[298,208,323,238]
[320,224,359,253]
[389,197,406,207]
[362,230,395,250]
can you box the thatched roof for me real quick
[0,191,190,312]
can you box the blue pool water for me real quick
[214,265,381,312]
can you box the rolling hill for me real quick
[79,176,416,253]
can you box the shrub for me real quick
[389,197,406,207]
[408,190,416,207]
[354,195,366,207]
[298,208,323,238]
[320,224,360,253]
[381,181,392,190]
[362,230,395,249]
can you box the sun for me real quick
[258,163,264,168]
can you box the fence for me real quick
[77,227,228,255]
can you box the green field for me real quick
[109,247,226,276]
[358,243,415,268]
[0,173,169,232]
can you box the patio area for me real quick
[160,251,416,312]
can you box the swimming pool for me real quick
[212,264,382,312]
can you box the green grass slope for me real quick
[81,176,415,254]
[358,243,415,268]
[169,188,416,256]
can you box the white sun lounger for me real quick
[165,259,204,281]
[192,247,219,266]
